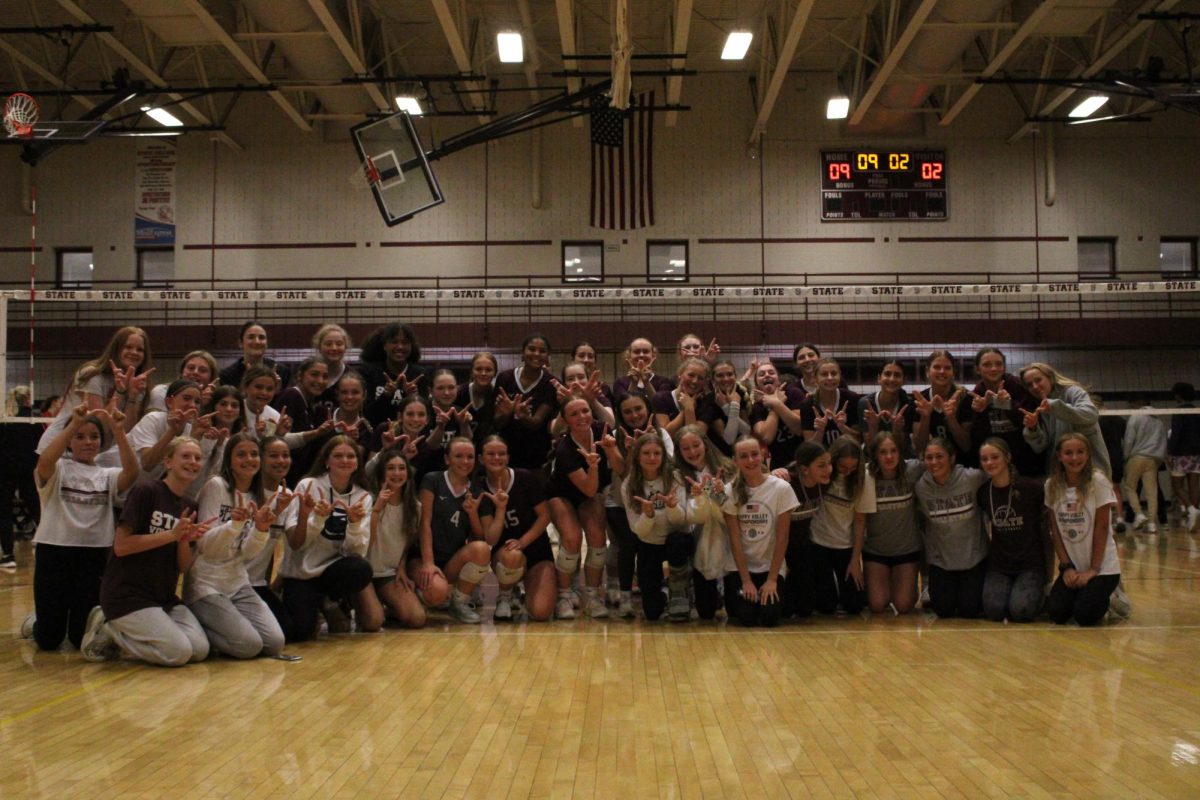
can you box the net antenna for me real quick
[4,92,40,138]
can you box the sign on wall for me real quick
[134,142,176,244]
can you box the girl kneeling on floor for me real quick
[624,432,690,621]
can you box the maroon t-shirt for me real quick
[100,478,197,621]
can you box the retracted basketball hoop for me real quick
[4,92,40,138]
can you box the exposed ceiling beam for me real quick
[748,0,816,144]
[304,0,390,111]
[178,0,312,131]
[940,0,1061,126]
[665,0,693,126]
[0,39,97,111]
[54,0,243,148]
[429,0,490,122]
[516,0,542,105]
[849,0,939,125]
[1007,0,1180,141]
[554,0,583,127]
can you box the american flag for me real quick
[590,91,654,230]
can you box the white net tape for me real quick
[3,93,39,136]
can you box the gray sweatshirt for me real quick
[1023,384,1112,477]
[914,465,988,571]
[1122,408,1168,461]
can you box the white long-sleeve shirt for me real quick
[279,475,372,580]
[184,477,271,603]
[624,475,687,545]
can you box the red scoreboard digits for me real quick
[820,149,947,221]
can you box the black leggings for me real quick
[32,543,108,650]
[636,532,694,621]
[784,535,814,619]
[928,561,986,619]
[254,584,294,640]
[281,556,372,642]
[723,571,786,627]
[810,543,866,615]
[1047,572,1120,627]
[606,507,637,591]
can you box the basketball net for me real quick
[348,155,382,190]
[4,92,39,138]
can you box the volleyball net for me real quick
[2,276,1199,420]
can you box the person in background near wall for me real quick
[1,386,41,568]
[1167,382,1200,532]
[218,321,290,390]
[1122,395,1168,533]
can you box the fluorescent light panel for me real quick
[721,31,753,60]
[1068,95,1108,118]
[395,96,423,115]
[497,32,524,63]
[140,105,183,127]
[826,96,850,119]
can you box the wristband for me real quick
[1059,561,1074,573]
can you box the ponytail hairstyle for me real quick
[729,435,765,508]
[926,349,960,395]
[369,447,421,540]
[1046,432,1095,506]
[979,436,1016,482]
[623,432,676,508]
[827,436,865,501]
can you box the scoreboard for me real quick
[820,149,947,221]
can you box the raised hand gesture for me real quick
[400,374,423,396]
[578,440,601,471]
[275,408,292,436]
[684,476,705,497]
[253,501,277,531]
[343,495,369,524]
[913,391,934,420]
[311,490,333,518]
[969,391,990,414]
[298,487,318,518]
[704,337,721,364]
[833,401,849,428]
[552,378,573,405]
[632,495,656,517]
[230,499,254,524]
[461,491,480,516]
[657,491,679,509]
[512,393,531,421]
[495,389,515,417]
[173,510,209,543]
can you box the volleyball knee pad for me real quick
[494,560,525,584]
[458,561,491,584]
[555,547,581,574]
[584,545,608,569]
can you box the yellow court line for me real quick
[401,622,1200,637]
[0,667,137,726]
[1049,630,1200,698]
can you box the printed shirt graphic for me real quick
[1047,472,1119,575]
[723,476,800,574]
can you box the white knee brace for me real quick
[555,547,581,574]
[494,560,525,585]
[584,545,608,570]
[458,560,491,584]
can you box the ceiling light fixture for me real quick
[497,32,524,63]
[395,96,423,116]
[826,96,850,120]
[140,105,183,127]
[721,31,753,60]
[1068,95,1109,118]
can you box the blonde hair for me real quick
[1020,362,1088,395]
[6,385,31,416]
[312,323,352,353]
[163,435,202,461]
[1045,432,1096,505]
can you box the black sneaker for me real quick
[0,555,16,570]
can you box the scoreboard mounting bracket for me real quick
[820,149,947,221]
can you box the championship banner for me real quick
[7,278,1198,303]
[134,141,177,245]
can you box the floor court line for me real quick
[0,667,137,727]
[1048,630,1200,698]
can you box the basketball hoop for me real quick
[348,155,382,190]
[4,92,40,138]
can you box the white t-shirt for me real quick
[279,475,372,580]
[128,411,216,495]
[33,459,124,547]
[37,372,121,465]
[184,476,271,603]
[1045,471,1120,576]
[366,501,414,578]
[809,472,877,549]
[722,475,800,575]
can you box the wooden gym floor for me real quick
[2,527,1199,800]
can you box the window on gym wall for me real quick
[56,248,94,288]
[1077,237,1116,279]
[647,240,689,283]
[137,247,175,288]
[1160,237,1197,277]
[562,241,603,283]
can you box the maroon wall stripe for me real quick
[0,246,43,253]
[182,242,357,251]
[698,237,875,244]
[896,236,1070,243]
[379,240,553,248]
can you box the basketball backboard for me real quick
[350,111,443,226]
[2,119,107,142]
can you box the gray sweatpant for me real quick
[106,604,210,667]
[189,584,285,659]
[982,569,1044,623]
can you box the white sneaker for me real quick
[555,593,576,619]
[584,589,609,619]
[919,586,931,608]
[617,591,635,619]
[322,598,353,633]
[1188,507,1200,532]
[1131,512,1149,531]
[1108,582,1133,620]
[81,606,117,662]
[668,595,691,622]
[20,612,35,639]
[450,589,482,624]
[1146,522,1158,534]
[494,592,514,622]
